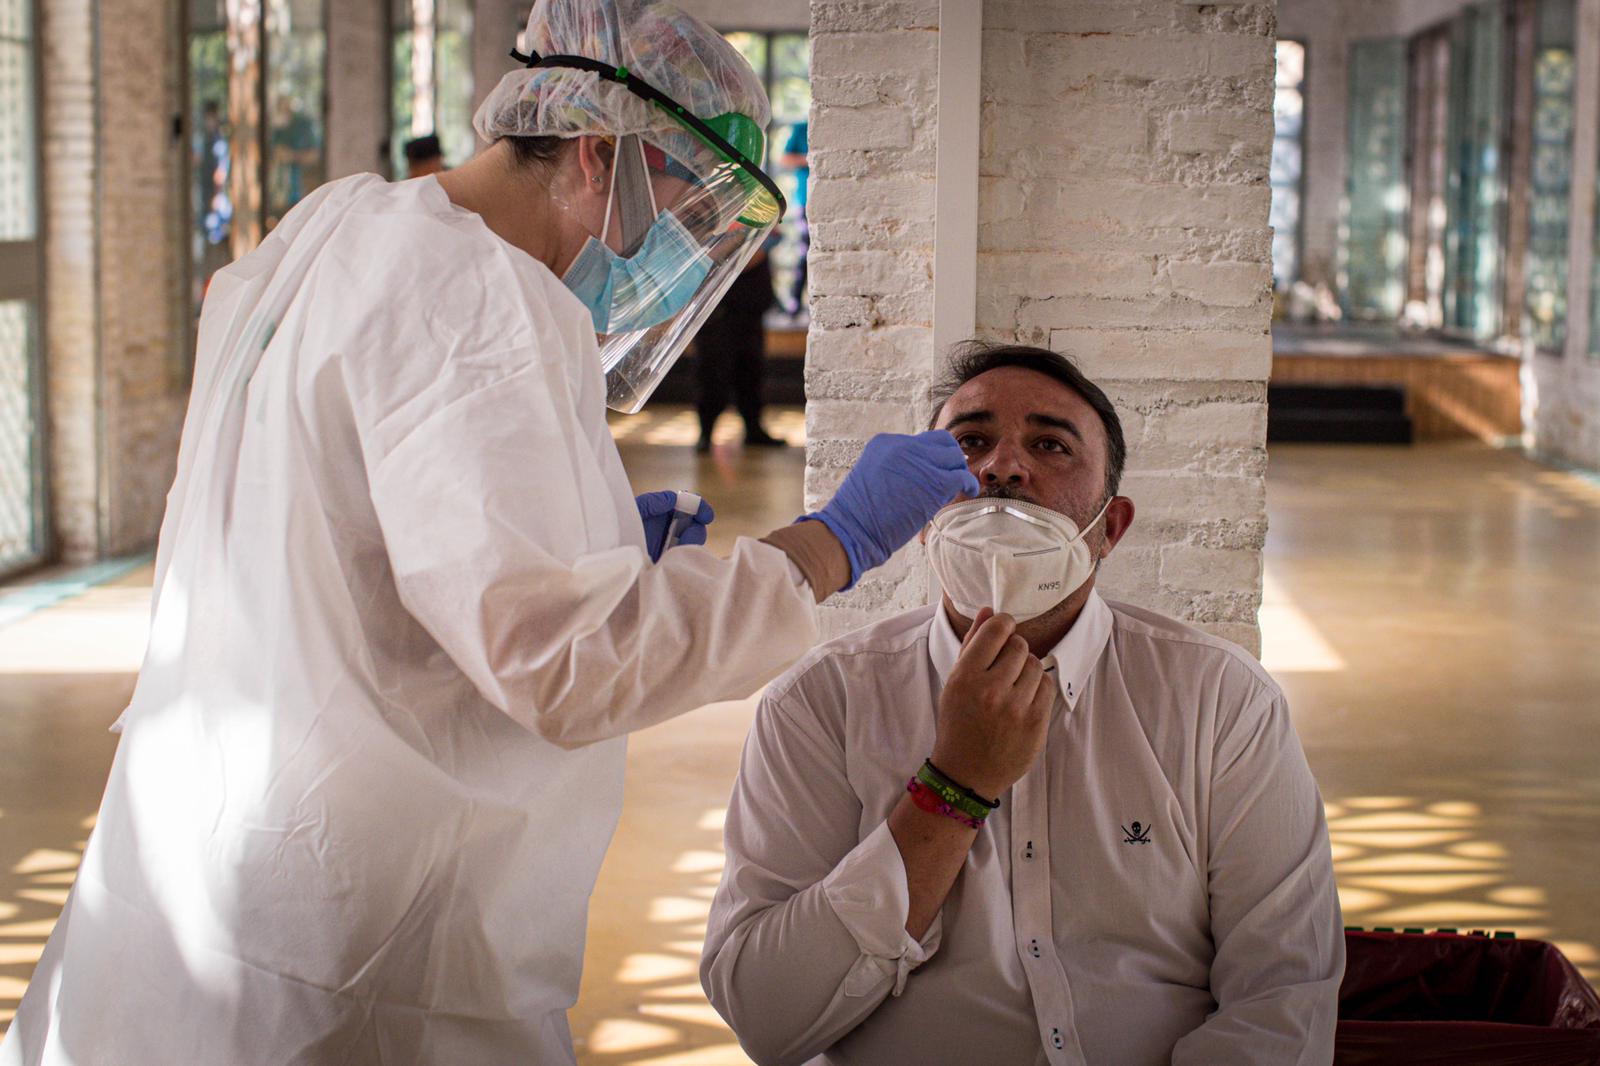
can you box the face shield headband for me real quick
[507,47,788,413]
[508,48,788,224]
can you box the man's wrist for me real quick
[926,754,1005,804]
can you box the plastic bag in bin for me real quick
[1336,931,1600,1065]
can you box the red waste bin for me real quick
[1336,930,1600,1065]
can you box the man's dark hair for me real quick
[404,134,444,163]
[929,341,1127,499]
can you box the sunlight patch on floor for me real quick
[1259,567,1345,673]
[0,586,152,673]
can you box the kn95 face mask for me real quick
[925,497,1110,621]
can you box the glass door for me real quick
[1407,27,1451,327]
[1343,37,1409,319]
[266,0,327,228]
[1522,0,1576,353]
[186,0,234,331]
[390,0,475,178]
[722,30,812,311]
[0,0,47,575]
[183,0,325,363]
[1443,1,1509,340]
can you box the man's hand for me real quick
[930,609,1055,799]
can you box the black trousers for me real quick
[695,258,773,440]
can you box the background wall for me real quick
[805,0,1278,652]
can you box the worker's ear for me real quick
[574,136,615,196]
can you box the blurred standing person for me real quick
[405,133,447,177]
[779,119,808,318]
[695,235,786,452]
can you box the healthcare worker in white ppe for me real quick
[0,2,978,1063]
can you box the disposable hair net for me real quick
[472,0,784,412]
[474,0,771,188]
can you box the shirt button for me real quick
[1023,840,1035,860]
[1051,1027,1065,1050]
[1029,938,1041,958]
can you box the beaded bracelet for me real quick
[916,761,1000,822]
[906,778,986,830]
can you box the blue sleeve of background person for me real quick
[784,122,808,156]
[802,431,978,589]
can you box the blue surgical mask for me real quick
[562,210,712,335]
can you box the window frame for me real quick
[1271,37,1310,293]
[388,0,477,179]
[0,0,51,575]
[177,0,330,377]
[717,27,811,310]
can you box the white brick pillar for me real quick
[981,2,1275,652]
[806,0,1275,651]
[805,0,942,636]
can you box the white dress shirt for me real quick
[702,592,1343,1066]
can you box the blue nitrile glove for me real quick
[636,491,715,563]
[803,431,979,588]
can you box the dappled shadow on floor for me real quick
[1267,445,1600,982]
[0,671,125,1032]
[572,697,759,1066]
[1325,782,1600,980]
[0,571,149,1034]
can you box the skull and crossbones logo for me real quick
[1122,821,1152,844]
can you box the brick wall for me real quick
[97,0,187,555]
[41,0,189,562]
[804,0,942,635]
[41,0,100,561]
[806,0,1277,652]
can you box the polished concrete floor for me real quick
[2,410,1598,1064]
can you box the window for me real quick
[1406,27,1451,327]
[1271,40,1306,291]
[1523,0,1576,353]
[1342,38,1409,319]
[1443,1,1508,340]
[722,30,810,311]
[0,0,46,573]
[391,0,475,177]
[267,0,327,227]
[184,0,326,342]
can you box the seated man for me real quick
[701,342,1343,1065]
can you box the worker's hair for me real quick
[500,135,570,172]
[928,341,1127,500]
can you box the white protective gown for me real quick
[1,174,820,1065]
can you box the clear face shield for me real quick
[514,50,786,413]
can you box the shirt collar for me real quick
[927,591,1114,712]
